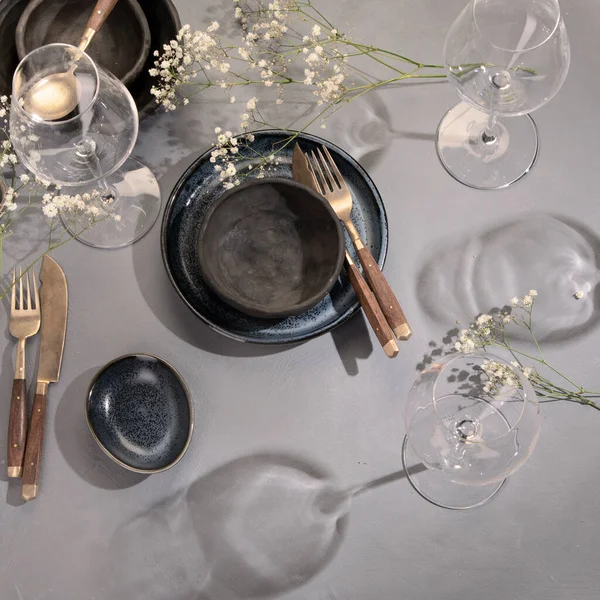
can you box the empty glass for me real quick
[10,43,160,248]
[403,353,540,509]
[436,0,570,189]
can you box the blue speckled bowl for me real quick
[86,354,193,473]
[161,130,388,344]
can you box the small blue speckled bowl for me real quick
[86,354,193,474]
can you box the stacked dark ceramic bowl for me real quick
[0,0,180,119]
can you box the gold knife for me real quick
[292,144,398,358]
[22,256,68,501]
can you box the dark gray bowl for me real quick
[16,0,151,86]
[198,178,345,319]
[86,354,193,474]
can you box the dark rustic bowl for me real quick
[86,354,193,474]
[198,178,345,319]
[0,0,28,97]
[16,0,151,86]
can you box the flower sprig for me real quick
[452,292,600,412]
[150,0,445,186]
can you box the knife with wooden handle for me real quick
[22,256,68,501]
[292,144,398,358]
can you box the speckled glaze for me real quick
[86,354,193,473]
[161,130,389,344]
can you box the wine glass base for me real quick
[60,157,161,249]
[436,102,539,190]
[402,436,505,510]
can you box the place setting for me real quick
[6,11,600,600]
[162,130,411,352]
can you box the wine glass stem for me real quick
[75,138,117,204]
[482,112,499,144]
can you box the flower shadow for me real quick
[416,213,600,344]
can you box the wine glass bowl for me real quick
[10,43,138,185]
[9,43,160,248]
[436,0,570,189]
[403,353,541,509]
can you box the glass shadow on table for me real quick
[102,453,425,600]
[328,90,439,173]
[416,213,600,344]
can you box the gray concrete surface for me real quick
[1,0,599,599]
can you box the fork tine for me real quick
[310,150,330,193]
[26,270,31,311]
[11,268,16,311]
[316,147,339,190]
[32,270,39,312]
[306,159,323,195]
[19,267,23,311]
[321,146,345,189]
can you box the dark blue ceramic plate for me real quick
[86,354,193,473]
[161,130,388,344]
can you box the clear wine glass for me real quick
[10,43,160,248]
[403,353,541,509]
[436,0,570,190]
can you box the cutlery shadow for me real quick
[54,368,148,490]
[330,309,374,376]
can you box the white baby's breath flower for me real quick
[312,24,321,37]
[522,295,533,307]
[529,290,538,297]
[511,297,519,306]
[522,367,533,379]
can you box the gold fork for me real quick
[309,146,412,341]
[7,268,40,478]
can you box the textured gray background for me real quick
[1,0,600,599]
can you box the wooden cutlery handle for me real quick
[346,256,398,358]
[86,0,119,32]
[354,242,412,341]
[7,378,27,478]
[22,390,47,501]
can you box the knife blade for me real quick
[292,144,398,358]
[22,255,68,501]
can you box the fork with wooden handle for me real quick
[310,146,412,341]
[344,250,399,358]
[7,269,40,478]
